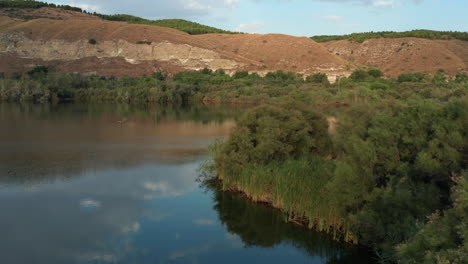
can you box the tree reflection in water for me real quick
[205,180,374,264]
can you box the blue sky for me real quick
[49,0,467,36]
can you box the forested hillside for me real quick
[311,30,468,43]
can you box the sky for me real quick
[47,0,467,36]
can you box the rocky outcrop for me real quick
[0,31,242,71]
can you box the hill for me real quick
[0,3,466,79]
[0,7,349,79]
[322,37,467,77]
[0,0,238,35]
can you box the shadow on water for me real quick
[204,180,375,264]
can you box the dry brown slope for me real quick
[194,33,350,75]
[0,7,349,78]
[322,38,467,77]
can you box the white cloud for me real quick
[234,21,266,33]
[79,198,101,208]
[373,1,399,8]
[49,0,240,19]
[121,222,140,233]
[142,181,185,199]
[224,0,240,7]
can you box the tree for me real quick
[306,73,329,84]
[367,68,383,78]
[215,105,330,176]
[350,70,369,82]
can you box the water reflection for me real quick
[206,181,373,264]
[0,103,373,264]
[0,103,238,184]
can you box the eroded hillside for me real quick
[322,38,467,77]
[0,8,349,79]
[0,7,466,79]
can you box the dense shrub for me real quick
[215,105,330,176]
[350,70,370,82]
[306,73,329,84]
[367,68,384,78]
[398,72,427,82]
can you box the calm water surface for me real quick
[0,103,372,264]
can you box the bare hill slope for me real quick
[322,38,467,77]
[1,7,466,79]
[0,8,349,78]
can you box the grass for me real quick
[215,154,356,242]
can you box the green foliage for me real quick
[455,72,468,83]
[398,72,427,82]
[396,173,468,264]
[0,0,83,12]
[88,39,97,45]
[311,30,468,43]
[27,65,50,77]
[306,72,329,85]
[350,69,370,82]
[95,14,238,35]
[215,105,330,176]
[201,71,468,262]
[233,71,249,79]
[367,68,384,78]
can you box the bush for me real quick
[398,73,426,82]
[350,69,370,82]
[306,72,329,84]
[215,105,330,176]
[28,66,50,76]
[455,73,468,83]
[369,82,389,90]
[233,71,249,79]
[88,39,97,45]
[367,68,383,78]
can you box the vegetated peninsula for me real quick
[0,1,467,264]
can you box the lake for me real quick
[0,103,373,264]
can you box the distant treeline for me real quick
[0,0,82,12]
[311,30,468,43]
[94,14,238,35]
[0,0,239,35]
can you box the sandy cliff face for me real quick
[0,31,242,70]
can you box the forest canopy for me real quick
[311,30,468,43]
